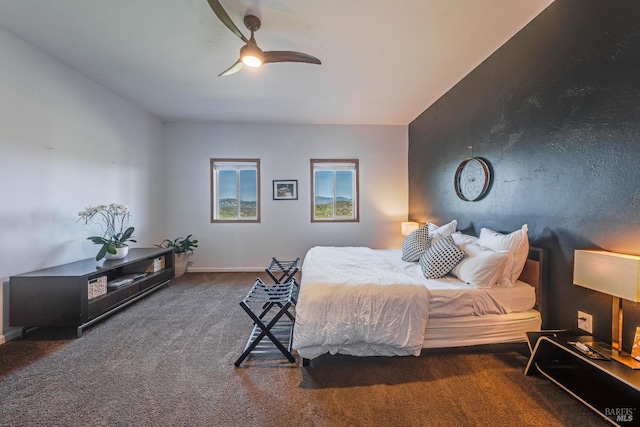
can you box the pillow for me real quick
[427,219,458,244]
[477,224,529,287]
[451,231,478,246]
[401,224,431,262]
[419,235,465,279]
[452,243,509,288]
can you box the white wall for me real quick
[0,28,409,344]
[162,122,408,271]
[0,27,165,343]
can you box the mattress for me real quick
[376,249,537,317]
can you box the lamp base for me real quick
[587,341,640,370]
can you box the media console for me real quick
[9,247,174,337]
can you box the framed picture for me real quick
[273,180,298,200]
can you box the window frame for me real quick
[210,158,261,223]
[310,159,359,223]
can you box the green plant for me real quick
[156,234,198,255]
[78,203,137,261]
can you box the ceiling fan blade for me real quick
[219,59,243,76]
[263,51,321,65]
[206,0,249,44]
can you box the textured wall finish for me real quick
[409,0,640,348]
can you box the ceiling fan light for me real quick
[240,44,263,67]
[242,55,262,67]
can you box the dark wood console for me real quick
[9,247,174,337]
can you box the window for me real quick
[211,159,260,222]
[311,159,359,222]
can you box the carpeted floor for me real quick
[0,272,608,426]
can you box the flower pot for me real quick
[174,253,189,278]
[105,246,129,260]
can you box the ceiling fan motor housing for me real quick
[243,15,261,32]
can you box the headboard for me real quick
[518,246,547,313]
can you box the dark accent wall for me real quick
[409,0,640,349]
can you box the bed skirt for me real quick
[422,309,541,349]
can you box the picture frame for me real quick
[273,180,298,200]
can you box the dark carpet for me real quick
[0,272,608,426]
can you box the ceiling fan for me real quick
[206,0,321,76]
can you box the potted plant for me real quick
[78,203,136,261]
[156,235,198,278]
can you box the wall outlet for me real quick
[578,311,593,333]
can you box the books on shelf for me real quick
[107,273,147,289]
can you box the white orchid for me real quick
[78,203,136,260]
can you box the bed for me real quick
[292,225,545,362]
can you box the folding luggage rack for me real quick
[235,276,296,367]
[265,257,300,303]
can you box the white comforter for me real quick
[293,246,430,359]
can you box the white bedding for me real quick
[293,247,430,359]
[293,246,539,360]
[377,250,536,317]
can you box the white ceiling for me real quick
[0,0,553,125]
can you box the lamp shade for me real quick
[574,250,640,302]
[401,221,419,236]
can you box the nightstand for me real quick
[525,332,640,426]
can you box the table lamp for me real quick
[573,249,640,369]
[401,221,419,236]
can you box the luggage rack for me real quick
[265,257,300,303]
[235,277,296,367]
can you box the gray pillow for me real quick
[401,225,431,262]
[419,235,465,279]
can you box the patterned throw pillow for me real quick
[419,235,465,279]
[401,225,431,262]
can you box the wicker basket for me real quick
[88,276,108,300]
[145,256,165,273]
